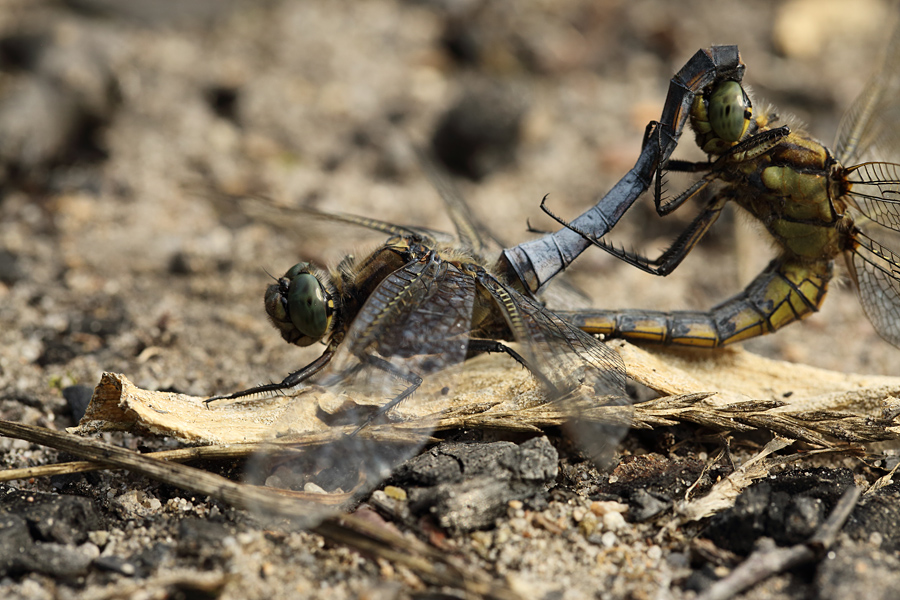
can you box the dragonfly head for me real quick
[692,79,753,154]
[265,262,335,347]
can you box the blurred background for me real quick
[0,0,895,429]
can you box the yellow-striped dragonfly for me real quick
[543,27,900,348]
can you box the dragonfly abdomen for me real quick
[559,257,832,347]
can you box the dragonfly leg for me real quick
[653,125,789,215]
[546,123,793,276]
[204,349,335,405]
[558,257,832,347]
[655,158,715,214]
[499,46,744,295]
[543,189,729,276]
[349,354,423,436]
[467,338,531,369]
[466,338,561,391]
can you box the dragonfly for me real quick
[539,25,900,349]
[208,174,630,527]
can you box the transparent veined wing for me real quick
[831,19,900,348]
[474,269,631,467]
[834,20,900,166]
[848,231,900,347]
[843,162,900,232]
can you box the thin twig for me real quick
[0,443,268,482]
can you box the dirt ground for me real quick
[1,0,900,598]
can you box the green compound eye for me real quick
[708,80,751,142]
[287,272,328,340]
[284,262,312,281]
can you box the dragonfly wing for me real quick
[211,192,456,245]
[847,231,900,346]
[834,22,900,165]
[844,162,900,233]
[476,271,630,467]
[331,253,475,373]
[416,148,502,254]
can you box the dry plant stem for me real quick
[696,485,862,600]
[672,437,793,527]
[0,419,520,600]
[0,443,271,482]
[867,457,900,494]
[83,373,900,452]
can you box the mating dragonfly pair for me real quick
[213,23,900,523]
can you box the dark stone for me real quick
[35,296,131,366]
[682,563,722,593]
[0,513,96,578]
[844,482,900,552]
[177,517,232,559]
[391,437,558,532]
[0,249,23,285]
[0,32,49,71]
[35,336,79,367]
[430,81,526,181]
[131,542,174,577]
[63,384,94,421]
[784,495,825,540]
[703,468,853,555]
[25,540,96,578]
[66,295,130,339]
[0,514,35,575]
[629,488,670,522]
[93,554,137,576]
[205,86,240,122]
[0,485,104,545]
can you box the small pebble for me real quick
[303,482,327,494]
[590,501,628,516]
[578,513,599,537]
[88,531,109,547]
[508,517,528,533]
[383,486,407,501]
[602,511,626,532]
[471,530,492,550]
[666,552,690,569]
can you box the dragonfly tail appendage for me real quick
[558,258,832,348]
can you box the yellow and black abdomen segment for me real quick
[558,257,832,347]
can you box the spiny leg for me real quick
[348,354,423,436]
[541,189,729,276]
[205,349,335,405]
[467,338,532,369]
[468,337,568,398]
